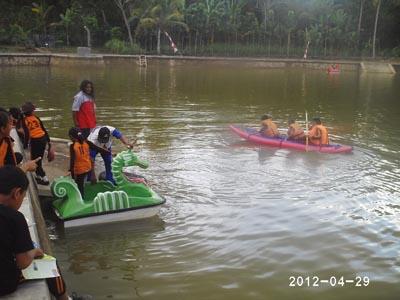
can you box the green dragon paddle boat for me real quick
[51,150,166,228]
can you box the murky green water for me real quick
[1,62,400,299]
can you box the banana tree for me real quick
[31,1,54,36]
[58,8,76,46]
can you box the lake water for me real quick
[1,61,399,299]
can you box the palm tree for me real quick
[225,0,247,45]
[372,0,381,58]
[357,0,365,52]
[113,0,135,47]
[137,0,188,54]
[286,10,296,57]
[204,0,224,45]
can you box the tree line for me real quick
[0,0,399,58]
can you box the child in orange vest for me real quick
[21,102,52,185]
[68,128,94,197]
[287,119,305,141]
[259,114,280,137]
[308,117,329,146]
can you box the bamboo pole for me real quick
[305,111,309,152]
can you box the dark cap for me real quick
[98,127,111,143]
[261,114,271,121]
[312,117,322,124]
[9,107,22,120]
[69,127,82,139]
[21,102,36,114]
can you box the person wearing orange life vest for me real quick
[259,114,280,138]
[0,111,17,168]
[0,110,38,173]
[287,119,305,141]
[308,117,329,146]
[67,128,94,197]
[21,102,52,185]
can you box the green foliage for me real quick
[105,38,127,53]
[391,46,400,57]
[105,38,142,54]
[1,0,399,58]
[0,28,8,43]
[110,27,123,40]
[9,24,28,45]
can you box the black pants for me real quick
[30,136,47,177]
[18,263,66,298]
[45,266,66,298]
[75,172,90,197]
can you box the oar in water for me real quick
[305,111,309,152]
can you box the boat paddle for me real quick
[305,111,309,152]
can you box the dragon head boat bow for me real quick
[51,150,165,228]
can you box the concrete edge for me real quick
[3,130,52,300]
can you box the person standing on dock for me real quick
[72,80,96,138]
[68,127,94,197]
[21,102,53,185]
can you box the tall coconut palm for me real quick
[113,0,135,47]
[372,0,381,58]
[137,0,188,54]
[225,0,247,45]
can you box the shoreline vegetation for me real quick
[0,51,399,73]
[1,1,399,61]
[1,45,400,63]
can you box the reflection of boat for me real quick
[327,64,340,74]
[230,125,353,154]
[51,150,166,228]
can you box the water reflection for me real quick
[1,63,400,299]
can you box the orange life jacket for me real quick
[71,141,92,175]
[0,137,16,167]
[288,123,305,139]
[309,124,329,145]
[261,119,279,137]
[24,115,45,139]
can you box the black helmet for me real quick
[261,114,271,121]
[21,102,36,114]
[98,127,111,143]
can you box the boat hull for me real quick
[230,125,352,153]
[56,202,164,228]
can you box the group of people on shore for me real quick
[69,80,134,196]
[0,79,139,299]
[259,114,330,145]
[0,80,135,195]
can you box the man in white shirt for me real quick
[87,126,134,184]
